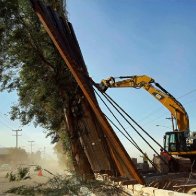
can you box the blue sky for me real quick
[0,91,54,156]
[0,0,196,161]
[67,0,196,159]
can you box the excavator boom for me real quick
[99,75,189,132]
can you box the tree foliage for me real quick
[0,0,96,177]
[0,0,75,130]
[0,0,82,167]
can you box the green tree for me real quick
[0,0,94,179]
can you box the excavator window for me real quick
[169,133,177,152]
[165,132,188,152]
[164,134,169,152]
[164,132,177,152]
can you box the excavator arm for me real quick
[99,75,189,132]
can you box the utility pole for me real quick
[166,115,175,131]
[43,146,46,159]
[28,141,35,154]
[12,129,22,148]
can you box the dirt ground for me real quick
[0,159,68,195]
[0,166,126,196]
[0,168,52,195]
[1,164,195,195]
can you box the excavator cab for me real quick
[164,131,187,152]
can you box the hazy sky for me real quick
[0,0,196,161]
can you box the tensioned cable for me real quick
[105,114,157,168]
[94,89,143,150]
[98,90,171,164]
[103,91,166,151]
[93,87,167,163]
[94,88,157,168]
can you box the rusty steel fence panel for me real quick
[30,0,144,184]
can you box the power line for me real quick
[183,97,196,106]
[178,89,196,99]
[142,96,196,127]
[0,118,13,130]
[139,106,163,123]
[0,113,19,130]
[140,88,196,125]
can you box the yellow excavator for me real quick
[98,75,196,166]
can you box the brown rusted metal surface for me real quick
[31,0,116,175]
[30,0,144,184]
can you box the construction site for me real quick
[0,0,196,195]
